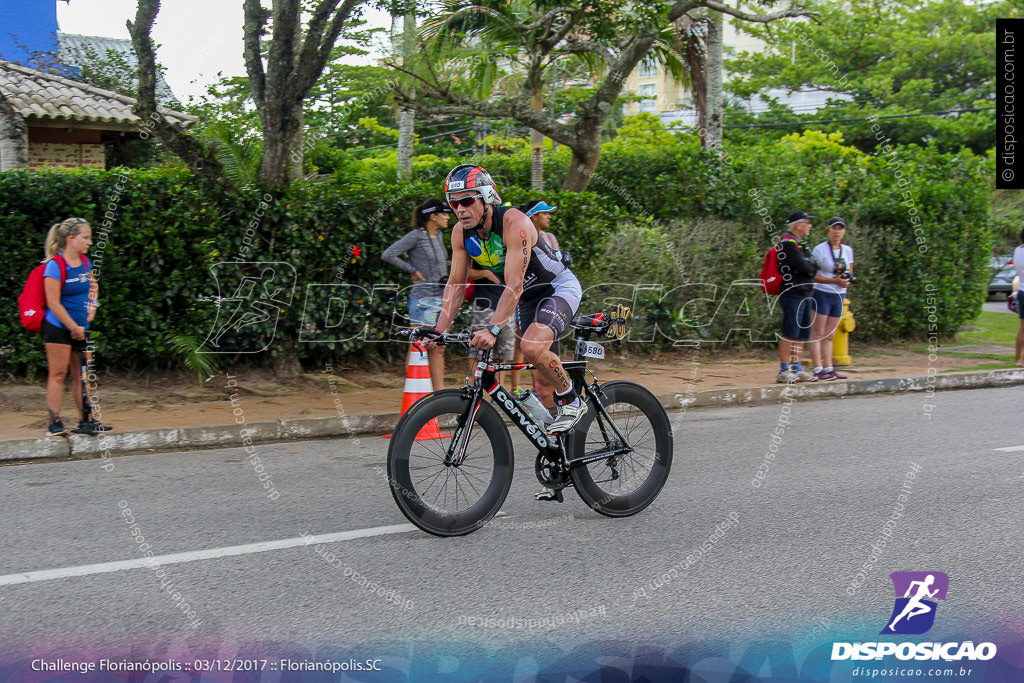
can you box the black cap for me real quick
[419,198,453,215]
[786,210,815,223]
[827,216,847,228]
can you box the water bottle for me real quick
[513,387,553,426]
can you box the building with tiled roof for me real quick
[58,33,179,103]
[0,59,195,171]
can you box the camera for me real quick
[834,258,856,283]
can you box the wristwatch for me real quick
[487,324,503,337]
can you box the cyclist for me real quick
[420,164,586,433]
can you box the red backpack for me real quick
[759,236,796,296]
[18,254,89,332]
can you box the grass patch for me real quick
[957,311,1020,346]
[942,360,1015,370]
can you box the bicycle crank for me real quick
[535,451,571,490]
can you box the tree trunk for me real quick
[562,128,602,192]
[397,107,415,181]
[396,10,415,181]
[259,110,303,186]
[0,94,28,171]
[288,8,304,184]
[703,9,724,151]
[530,89,543,190]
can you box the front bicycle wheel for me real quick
[386,389,514,536]
[569,381,673,517]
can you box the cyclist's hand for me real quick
[412,326,442,350]
[470,329,496,350]
[412,326,442,341]
[412,271,424,283]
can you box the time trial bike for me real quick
[385,306,673,537]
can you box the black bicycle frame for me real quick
[445,355,633,469]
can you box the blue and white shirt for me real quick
[43,255,92,329]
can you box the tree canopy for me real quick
[726,0,1006,153]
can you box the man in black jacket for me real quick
[776,211,845,383]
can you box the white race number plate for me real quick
[577,340,605,359]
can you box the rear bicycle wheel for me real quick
[386,389,514,536]
[569,381,673,517]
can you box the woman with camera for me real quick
[809,217,855,381]
[382,198,453,390]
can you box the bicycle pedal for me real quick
[534,487,564,503]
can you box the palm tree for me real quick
[395,0,806,191]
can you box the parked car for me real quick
[988,255,1016,297]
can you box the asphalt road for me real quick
[1,387,1021,678]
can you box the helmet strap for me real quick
[471,205,491,235]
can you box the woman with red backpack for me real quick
[39,217,109,436]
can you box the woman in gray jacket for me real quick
[382,198,453,390]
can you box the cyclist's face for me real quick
[449,190,485,226]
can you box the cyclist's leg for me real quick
[523,303,583,431]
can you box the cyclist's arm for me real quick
[490,210,535,330]
[435,226,471,332]
[468,264,500,284]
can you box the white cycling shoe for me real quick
[547,400,588,433]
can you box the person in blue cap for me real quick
[520,200,560,252]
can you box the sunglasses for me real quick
[449,195,482,209]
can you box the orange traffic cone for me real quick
[384,342,448,440]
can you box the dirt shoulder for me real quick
[0,344,1006,441]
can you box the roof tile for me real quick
[0,59,197,129]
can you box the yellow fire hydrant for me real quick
[833,299,856,366]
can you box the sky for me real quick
[56,0,393,103]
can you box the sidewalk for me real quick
[2,344,1021,463]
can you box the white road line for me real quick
[0,523,416,587]
[993,445,1024,452]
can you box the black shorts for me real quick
[516,295,577,355]
[42,319,88,352]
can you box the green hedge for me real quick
[0,129,992,376]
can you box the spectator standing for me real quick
[521,200,560,251]
[41,217,108,435]
[1014,229,1024,367]
[775,211,845,384]
[382,199,452,391]
[809,217,854,380]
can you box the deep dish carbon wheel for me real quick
[569,381,673,517]
[386,390,514,536]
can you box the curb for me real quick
[3,369,1023,464]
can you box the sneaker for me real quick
[815,370,835,381]
[548,401,588,433]
[776,370,798,384]
[71,419,113,435]
[830,370,848,380]
[792,370,817,382]
[47,419,67,437]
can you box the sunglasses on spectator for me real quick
[449,195,482,209]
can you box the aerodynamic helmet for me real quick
[444,164,502,206]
